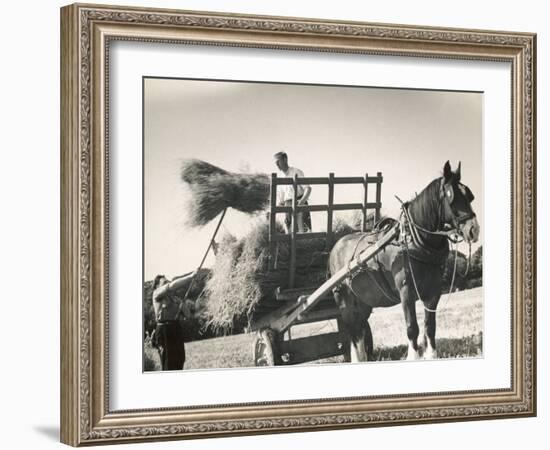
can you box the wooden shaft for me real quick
[362,172,369,232]
[326,172,335,250]
[182,208,226,302]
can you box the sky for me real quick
[144,78,482,280]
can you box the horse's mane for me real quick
[408,177,442,232]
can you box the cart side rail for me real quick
[268,171,383,287]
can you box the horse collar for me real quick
[400,203,450,265]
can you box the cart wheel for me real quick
[253,329,279,366]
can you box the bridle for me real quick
[398,177,476,245]
[439,179,476,236]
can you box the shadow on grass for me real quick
[374,332,483,361]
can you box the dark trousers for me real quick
[284,198,312,232]
[153,322,186,370]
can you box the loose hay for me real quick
[180,159,270,227]
[198,231,267,334]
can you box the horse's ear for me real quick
[456,161,462,181]
[443,161,452,181]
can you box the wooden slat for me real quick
[269,174,277,270]
[276,204,339,213]
[367,202,382,209]
[274,196,380,214]
[274,206,292,214]
[272,177,328,185]
[332,203,364,211]
[332,176,364,184]
[367,176,383,183]
[332,202,381,211]
[296,307,341,324]
[273,176,382,186]
[333,176,382,184]
[271,233,290,243]
[362,172,368,232]
[289,174,298,288]
[272,178,293,185]
[296,204,328,213]
[299,177,329,185]
[375,171,383,223]
[295,231,326,240]
[272,231,327,243]
[279,332,347,365]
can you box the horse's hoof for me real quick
[424,348,438,360]
[406,350,420,361]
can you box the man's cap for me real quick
[153,274,166,289]
[273,151,287,160]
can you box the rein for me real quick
[397,195,462,244]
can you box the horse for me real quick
[329,161,479,362]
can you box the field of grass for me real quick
[144,287,483,371]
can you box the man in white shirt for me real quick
[274,151,312,233]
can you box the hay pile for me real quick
[198,216,359,333]
[180,159,270,227]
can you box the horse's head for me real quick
[440,161,480,243]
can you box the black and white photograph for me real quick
[142,78,483,372]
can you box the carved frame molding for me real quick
[61,3,536,446]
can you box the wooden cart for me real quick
[251,171,396,366]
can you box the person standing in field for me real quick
[150,273,195,371]
[273,151,312,233]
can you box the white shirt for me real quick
[278,166,310,203]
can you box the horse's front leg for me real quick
[422,297,440,360]
[349,330,367,363]
[400,286,420,361]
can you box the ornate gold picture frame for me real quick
[60,3,536,446]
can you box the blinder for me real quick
[459,183,475,203]
[439,178,476,229]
